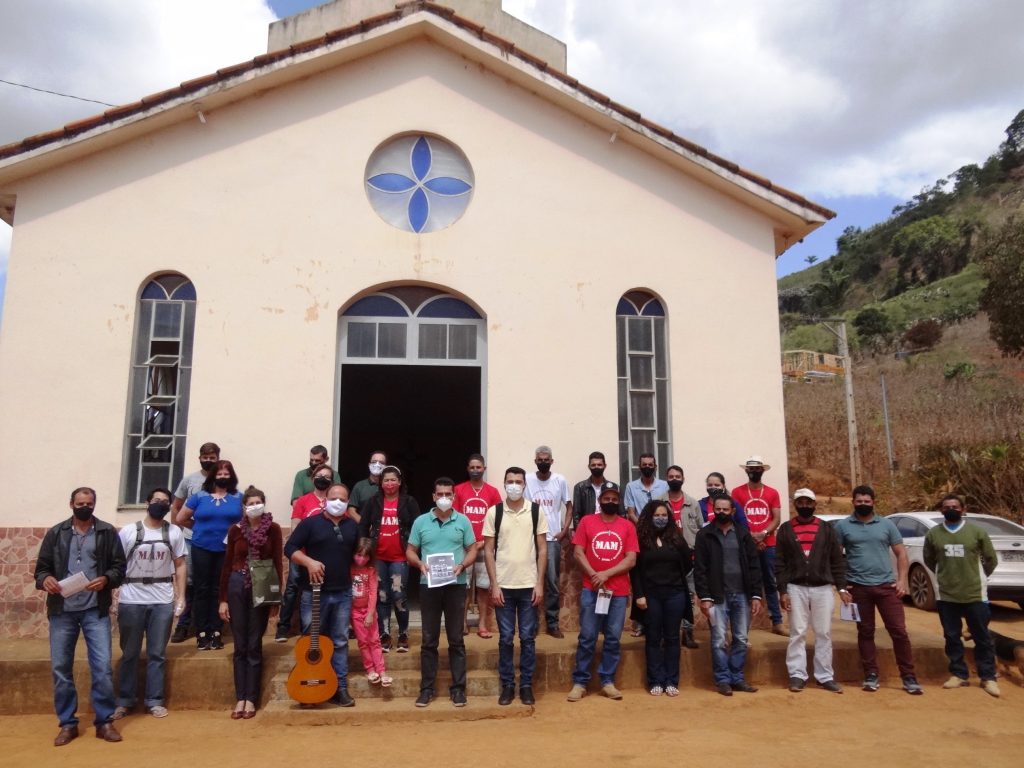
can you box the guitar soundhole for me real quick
[306,649,322,664]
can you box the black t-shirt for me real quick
[284,513,358,592]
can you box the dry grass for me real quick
[785,315,1024,517]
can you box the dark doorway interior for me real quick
[337,363,481,514]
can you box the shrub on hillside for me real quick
[978,216,1024,358]
[901,319,943,349]
[915,441,1024,522]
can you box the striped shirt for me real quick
[791,518,821,557]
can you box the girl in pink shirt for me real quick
[351,538,391,686]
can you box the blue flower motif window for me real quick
[365,134,474,233]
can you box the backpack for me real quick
[492,501,541,558]
[124,521,175,584]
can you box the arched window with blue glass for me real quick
[616,290,671,484]
[121,274,197,504]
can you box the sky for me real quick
[2,0,1023,319]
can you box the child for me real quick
[351,538,391,686]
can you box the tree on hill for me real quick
[853,307,892,353]
[999,108,1024,170]
[978,216,1024,358]
[902,319,944,350]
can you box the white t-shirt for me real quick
[173,470,206,540]
[118,521,187,604]
[525,472,570,541]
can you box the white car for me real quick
[887,511,1024,611]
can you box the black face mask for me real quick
[200,460,217,472]
[313,476,332,491]
[148,502,171,520]
[600,501,619,515]
[72,506,94,522]
[796,507,815,520]
[214,477,231,489]
[942,509,963,524]
[854,504,873,517]
[747,471,764,483]
[667,480,683,492]
[640,467,656,479]
[536,462,552,474]
[714,511,732,526]
[468,470,484,480]
[590,467,604,479]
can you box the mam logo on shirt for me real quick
[462,498,488,525]
[743,499,771,530]
[590,530,624,562]
[944,543,965,558]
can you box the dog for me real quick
[964,628,1024,686]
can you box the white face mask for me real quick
[244,503,264,520]
[369,462,385,477]
[505,483,524,501]
[325,499,348,517]
[435,496,453,512]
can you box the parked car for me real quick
[887,511,1024,611]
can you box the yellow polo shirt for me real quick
[483,502,549,589]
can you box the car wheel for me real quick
[908,565,936,611]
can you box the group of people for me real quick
[34,443,1004,747]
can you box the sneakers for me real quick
[862,672,880,692]
[197,632,211,651]
[788,676,806,692]
[498,685,515,706]
[943,676,970,689]
[451,689,467,707]
[274,623,289,643]
[519,686,535,706]
[665,685,680,697]
[817,679,843,693]
[902,675,924,695]
[380,633,392,653]
[981,679,1001,698]
[649,686,664,696]
[566,684,586,702]
[209,631,224,650]
[415,690,433,708]
[170,624,189,643]
[601,683,623,700]
[148,705,169,718]
[331,689,355,707]
[397,633,410,653]
[715,682,733,696]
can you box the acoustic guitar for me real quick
[286,584,338,704]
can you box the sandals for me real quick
[665,686,680,697]
[630,628,645,638]
[381,675,393,688]
[649,686,664,696]
[367,672,382,685]
[477,629,494,639]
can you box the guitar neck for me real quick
[311,584,321,650]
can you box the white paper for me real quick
[595,589,613,615]
[58,571,90,598]
[840,602,861,622]
[425,553,457,588]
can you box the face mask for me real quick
[505,484,524,501]
[313,476,332,491]
[706,487,720,497]
[942,509,963,524]
[468,469,484,480]
[325,499,348,517]
[714,511,732,525]
[590,467,604,479]
[148,501,171,520]
[536,461,552,474]
[72,506,94,522]
[354,555,369,567]
[652,517,669,530]
[214,477,230,489]
[369,462,385,477]
[200,460,217,472]
[245,504,265,520]
[667,480,683,492]
[600,501,619,515]
[795,506,815,520]
[747,471,763,483]
[640,466,656,479]
[435,496,453,512]
[854,504,873,517]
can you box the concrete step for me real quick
[259,694,534,725]
[269,668,505,698]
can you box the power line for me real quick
[0,78,116,108]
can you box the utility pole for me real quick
[880,373,896,478]
[820,318,861,486]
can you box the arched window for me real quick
[121,274,197,504]
[616,290,671,483]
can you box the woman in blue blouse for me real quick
[180,460,242,650]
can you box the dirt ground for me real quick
[5,604,1024,767]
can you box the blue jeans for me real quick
[496,588,538,687]
[300,589,351,690]
[49,609,116,727]
[759,546,782,625]
[544,539,562,631]
[572,589,628,686]
[710,593,751,686]
[643,585,686,687]
[375,560,409,636]
[937,600,996,681]
[116,602,174,708]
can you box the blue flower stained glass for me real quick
[365,134,475,233]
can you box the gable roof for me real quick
[0,0,834,246]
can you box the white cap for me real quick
[794,488,816,501]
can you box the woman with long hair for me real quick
[218,486,282,719]
[631,500,692,696]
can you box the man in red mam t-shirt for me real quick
[453,453,502,637]
[731,456,784,634]
[567,482,638,702]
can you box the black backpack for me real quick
[124,521,174,584]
